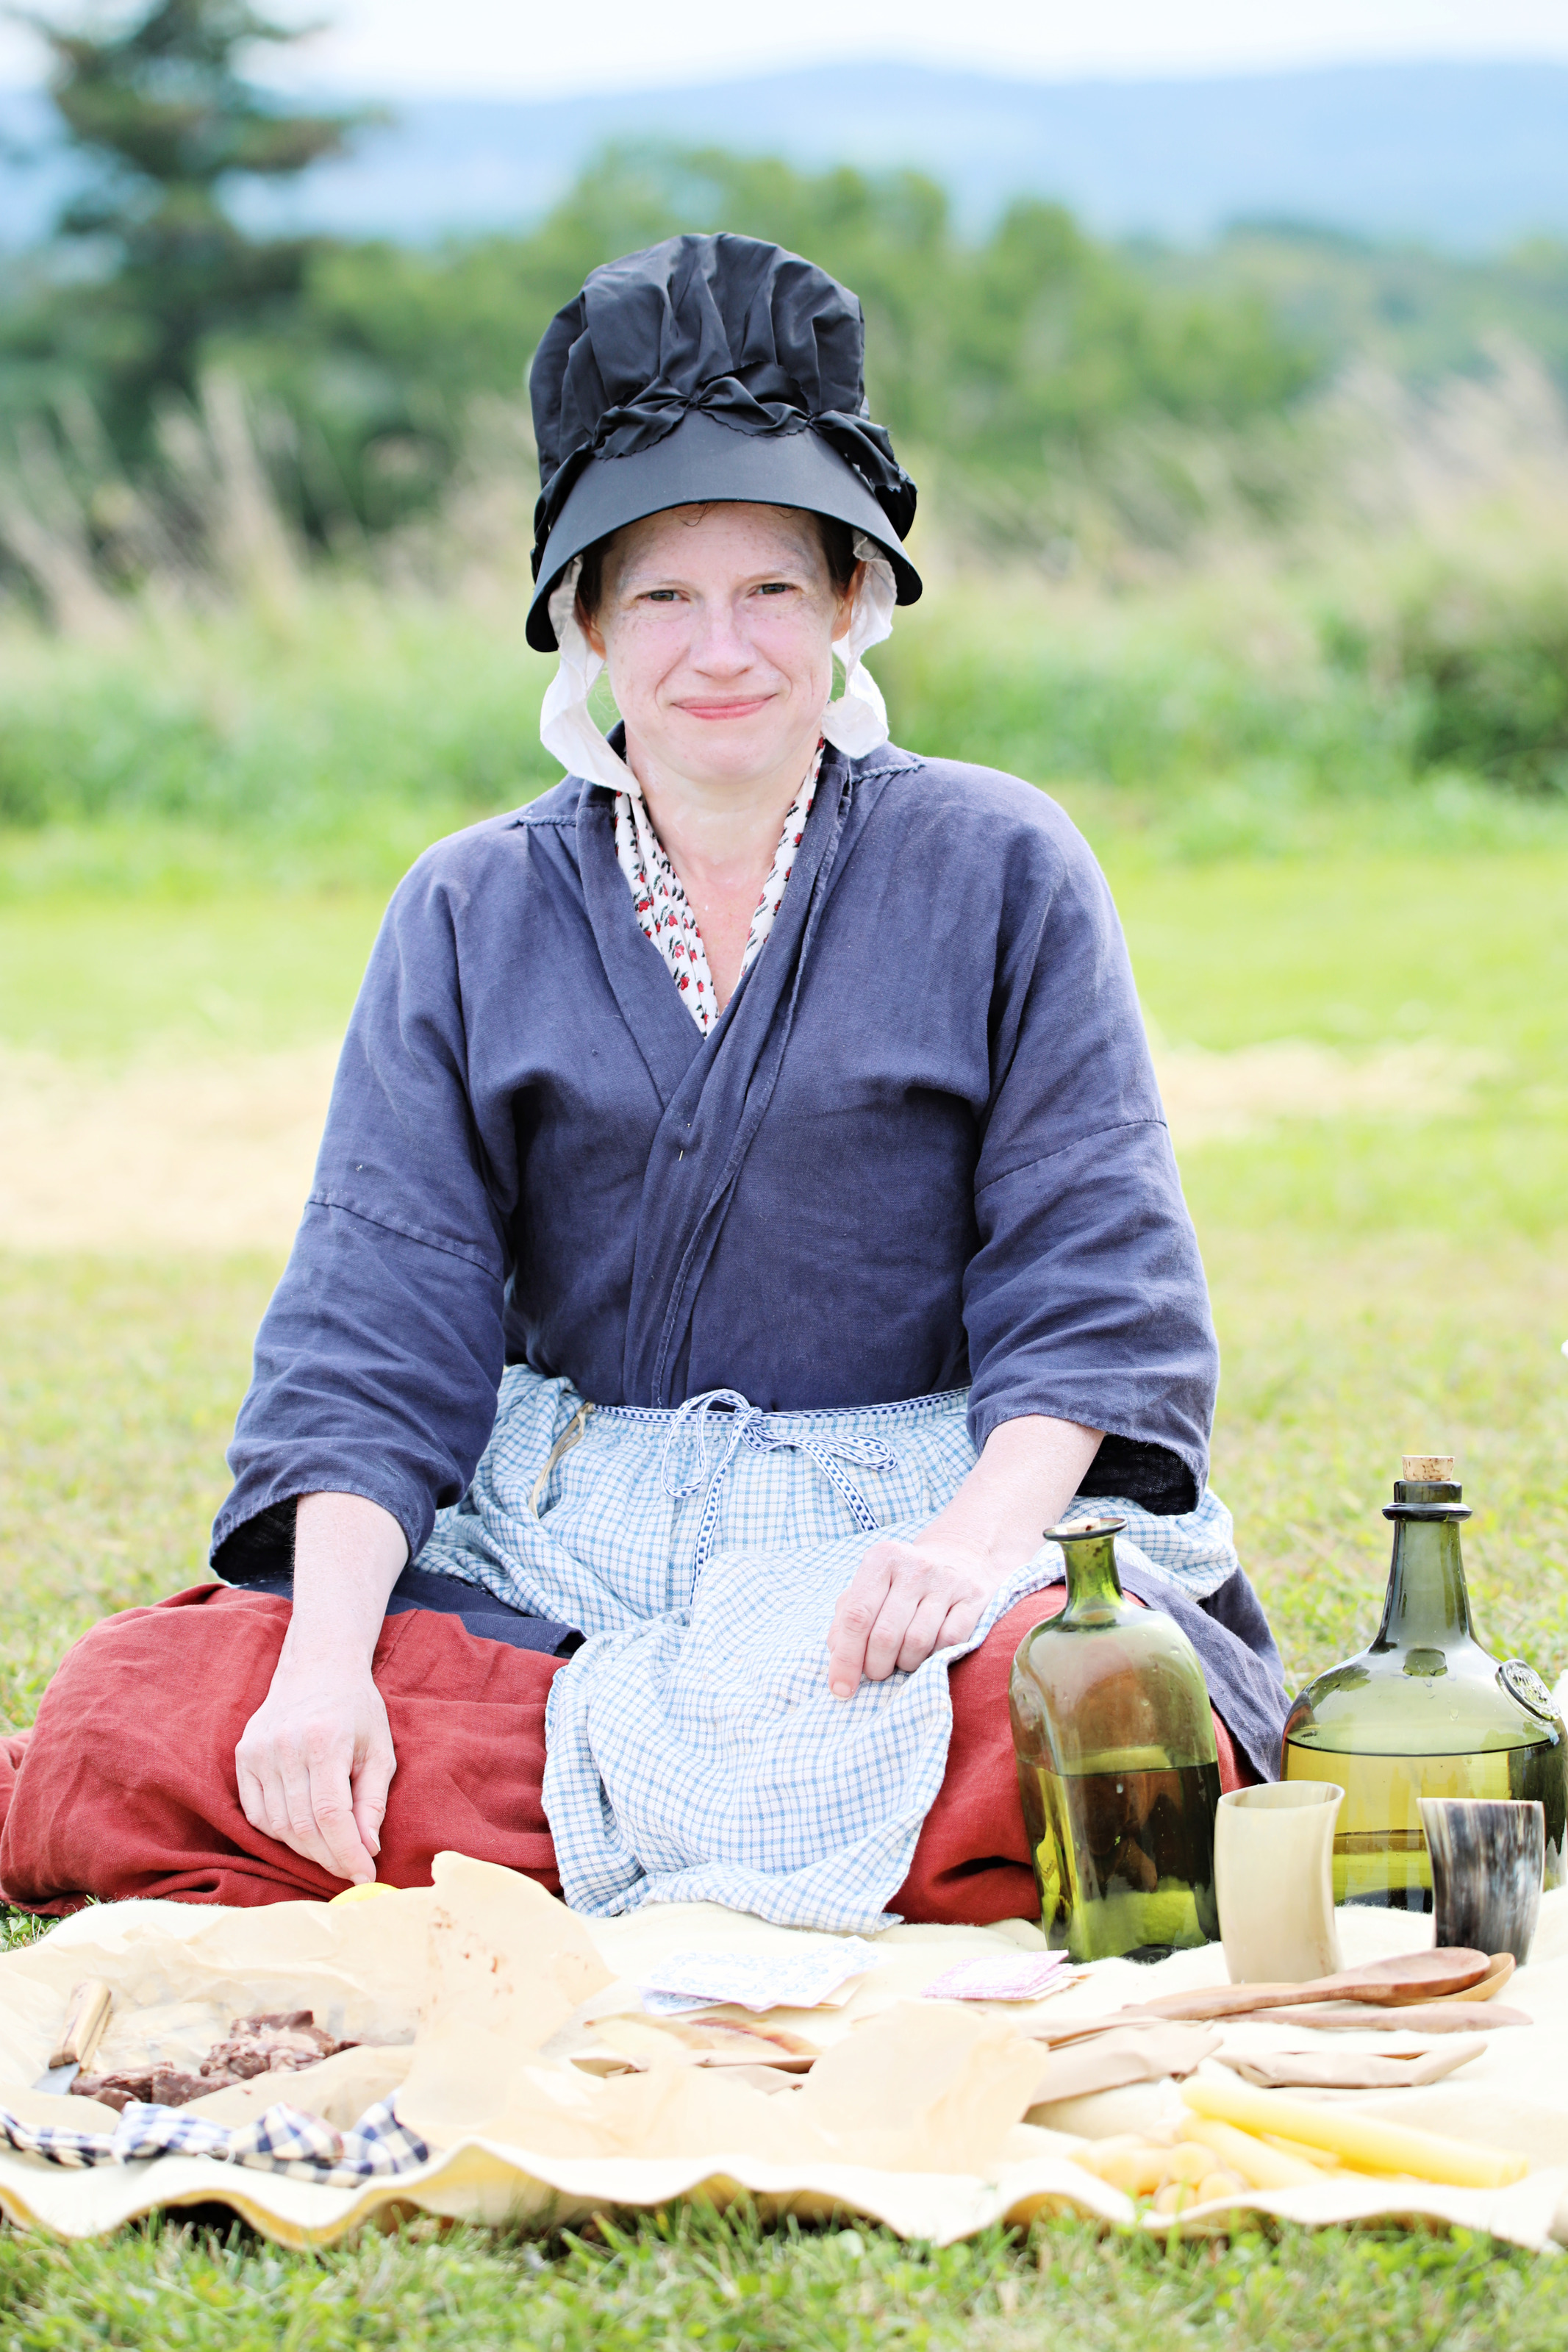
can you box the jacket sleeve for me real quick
[212,854,514,1567]
[963,809,1217,1512]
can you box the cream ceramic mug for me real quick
[1214,1781,1345,1984]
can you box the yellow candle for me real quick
[1177,2115,1322,2190]
[1259,2131,1340,2170]
[1182,2078,1526,2189]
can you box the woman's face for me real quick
[580,503,857,793]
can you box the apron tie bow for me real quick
[660,1389,900,1579]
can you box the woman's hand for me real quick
[826,1413,1104,1695]
[235,1491,407,1885]
[236,1659,394,1886]
[826,1534,1004,1695]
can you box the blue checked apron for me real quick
[413,1367,1246,1934]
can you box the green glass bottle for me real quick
[1009,1514,1222,1962]
[1281,1456,1568,1908]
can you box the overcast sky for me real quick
[4,0,1568,92]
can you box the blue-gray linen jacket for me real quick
[213,743,1220,1570]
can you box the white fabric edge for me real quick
[0,2120,1560,2254]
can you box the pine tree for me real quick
[18,0,365,445]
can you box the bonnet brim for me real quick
[524,408,922,654]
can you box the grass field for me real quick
[1,804,1567,2331]
[4,2202,1568,2351]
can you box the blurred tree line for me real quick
[7,0,1568,805]
[0,0,1318,557]
[279,148,1317,538]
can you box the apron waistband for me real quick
[656,1389,903,1577]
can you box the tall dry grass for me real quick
[2,345,1568,896]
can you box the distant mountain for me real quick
[4,58,1568,254]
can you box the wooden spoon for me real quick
[1021,1993,1526,2046]
[1122,1948,1490,2025]
[1428,1952,1515,2004]
[1242,1999,1528,2034]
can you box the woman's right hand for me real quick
[236,1658,395,1885]
[233,1490,408,1886]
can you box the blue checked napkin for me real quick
[0,2097,429,2189]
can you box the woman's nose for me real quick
[687,602,755,675]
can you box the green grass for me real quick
[1128,847,1568,1685]
[2,824,1567,2327]
[0,592,557,865]
[3,2206,1568,2351]
[0,1254,278,1728]
[0,893,384,1062]
[7,554,1568,904]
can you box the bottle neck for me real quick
[1060,1529,1126,1624]
[1375,1515,1474,1651]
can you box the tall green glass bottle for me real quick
[1282,1456,1567,1908]
[1009,1514,1222,1962]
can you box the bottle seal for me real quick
[1499,1659,1561,1723]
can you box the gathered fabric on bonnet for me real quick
[524,232,922,651]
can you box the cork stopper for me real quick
[1403,1454,1454,1481]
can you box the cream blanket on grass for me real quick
[0,1866,1565,2251]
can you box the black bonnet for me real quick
[526,232,920,651]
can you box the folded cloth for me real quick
[0,2096,428,2189]
[1215,2042,1488,2092]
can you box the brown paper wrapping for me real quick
[0,1863,1564,2251]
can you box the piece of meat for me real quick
[200,2008,354,2081]
[70,2010,357,2112]
[149,2065,216,2107]
[70,2070,152,2112]
[71,2063,233,2111]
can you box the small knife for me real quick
[32,1978,112,2095]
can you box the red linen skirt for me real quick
[0,1584,1250,1921]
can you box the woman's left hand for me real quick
[826,1535,1003,1696]
[823,1412,1105,1697]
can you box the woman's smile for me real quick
[673,693,778,722]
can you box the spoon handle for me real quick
[1130,1962,1484,2023]
[1130,1981,1331,2021]
[1243,2000,1530,2033]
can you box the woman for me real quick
[0,235,1286,1929]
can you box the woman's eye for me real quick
[642,589,680,604]
[756,581,795,597]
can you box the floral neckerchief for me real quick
[613,743,825,1036]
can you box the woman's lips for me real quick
[676,696,775,721]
